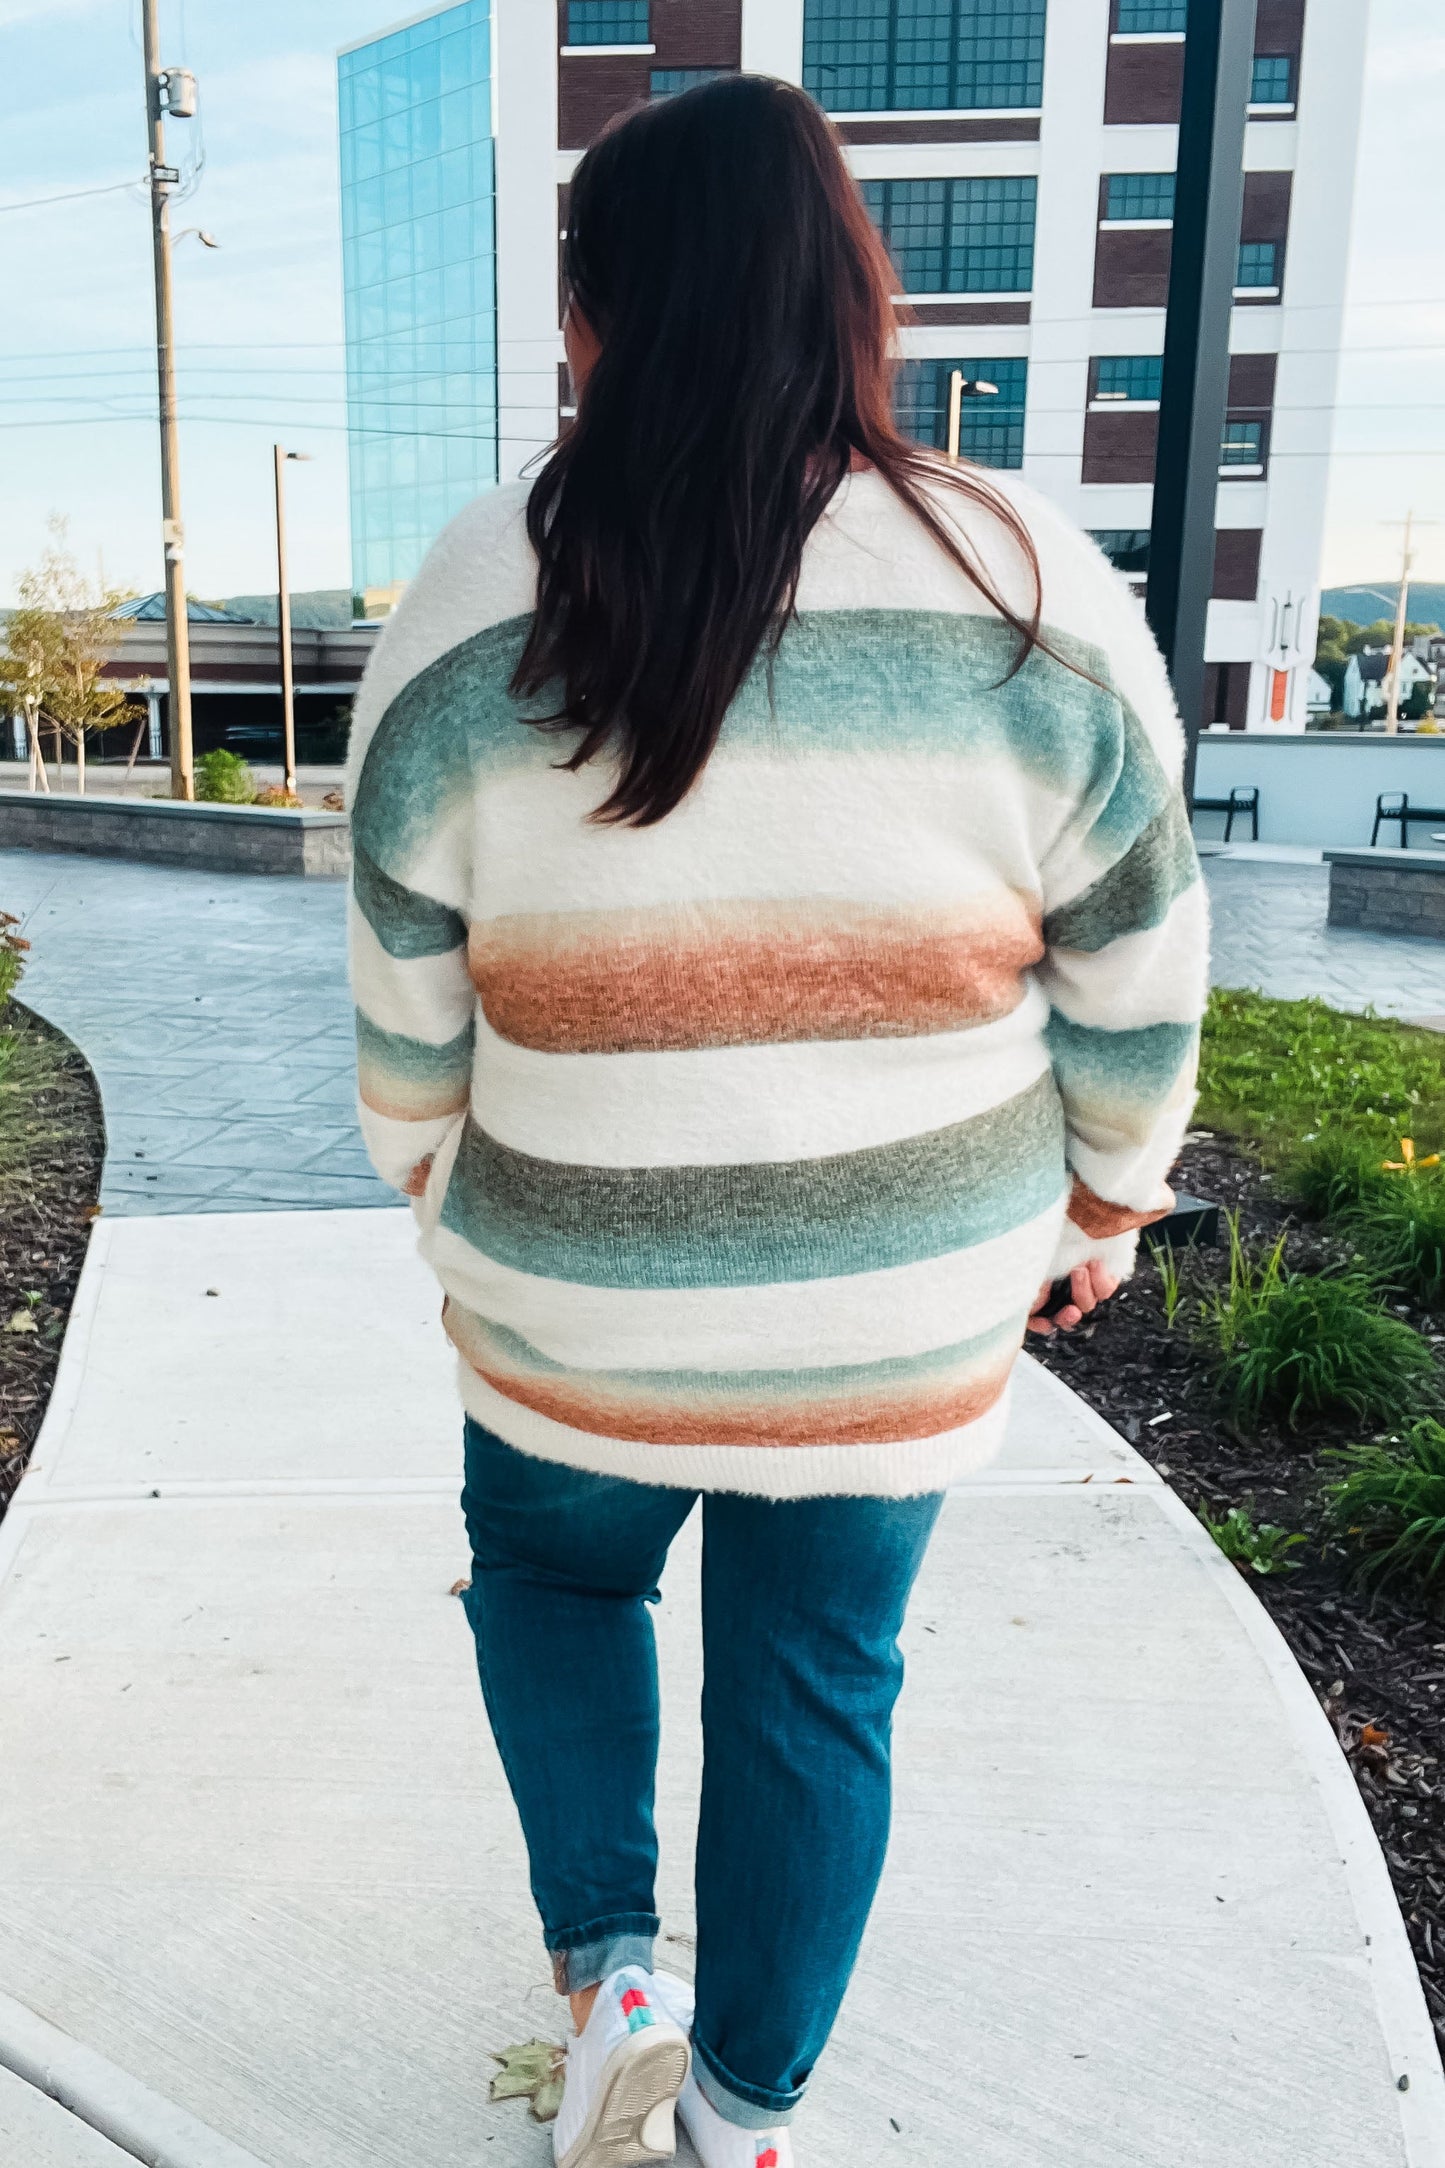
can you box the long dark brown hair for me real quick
[513,74,1046,828]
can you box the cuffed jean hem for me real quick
[545,1914,659,1995]
[692,2034,805,2130]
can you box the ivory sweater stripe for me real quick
[346,469,1208,1497]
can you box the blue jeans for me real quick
[459,1420,942,2130]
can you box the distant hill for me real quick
[1323,583,1445,629]
[218,589,355,629]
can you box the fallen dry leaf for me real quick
[1361,1723,1391,1751]
[4,1310,38,1334]
[449,1578,471,1598]
[490,2039,567,2123]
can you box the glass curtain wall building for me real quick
[338,2,497,607]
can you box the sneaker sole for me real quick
[555,2029,692,2168]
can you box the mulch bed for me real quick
[1036,1135,1445,2048]
[0,1003,105,1520]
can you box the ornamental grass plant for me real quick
[1199,1217,1437,1432]
[1287,1133,1445,1309]
[1326,1420,1445,1604]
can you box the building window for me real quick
[1090,529,1151,573]
[1250,53,1295,105]
[1220,417,1265,468]
[566,0,649,47]
[1114,1,1185,29]
[650,67,729,96]
[338,0,498,597]
[861,177,1037,293]
[1103,172,1176,222]
[1236,240,1279,288]
[1092,354,1163,403]
[802,0,1047,114]
[895,357,1028,467]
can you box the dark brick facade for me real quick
[557,0,741,150]
[1212,528,1263,601]
[1092,227,1173,310]
[1103,38,1184,125]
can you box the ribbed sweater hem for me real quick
[453,1359,1013,1498]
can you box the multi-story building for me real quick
[340,0,1369,731]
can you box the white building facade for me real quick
[347,0,1369,733]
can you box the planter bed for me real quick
[1037,1131,1445,2048]
[0,1001,104,1518]
[0,788,349,878]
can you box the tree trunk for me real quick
[25,709,49,794]
[76,731,86,796]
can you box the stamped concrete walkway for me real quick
[1,1206,1442,2167]
[0,850,389,1216]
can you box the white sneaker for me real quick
[650,1974,795,2168]
[552,1966,691,2168]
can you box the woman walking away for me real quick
[346,74,1207,2168]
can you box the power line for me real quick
[0,175,148,215]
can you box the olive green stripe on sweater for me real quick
[437,1071,1067,1291]
[1043,797,1198,954]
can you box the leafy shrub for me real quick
[1200,1505,1304,1576]
[195,749,256,804]
[0,910,30,1009]
[1326,1420,1445,1601]
[1199,1217,1436,1430]
[1199,988,1445,1151]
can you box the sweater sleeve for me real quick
[347,686,475,1197]
[1035,666,1208,1287]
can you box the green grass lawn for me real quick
[1198,987,1445,1155]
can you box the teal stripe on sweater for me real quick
[355,610,1151,879]
[356,1011,474,1086]
[1044,797,1198,953]
[437,1072,1066,1290]
[353,842,468,960]
[448,1300,1019,1399]
[1045,1013,1197,1115]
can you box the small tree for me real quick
[1,523,141,794]
[0,601,61,792]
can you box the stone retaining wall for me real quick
[1325,847,1445,939]
[0,791,350,878]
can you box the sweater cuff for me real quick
[1048,1220,1142,1285]
[1047,1173,1175,1284]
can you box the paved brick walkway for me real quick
[1205,854,1445,1016]
[5,847,1445,1220]
[0,851,388,1216]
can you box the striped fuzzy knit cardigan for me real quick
[346,468,1207,1498]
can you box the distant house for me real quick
[1412,633,1445,718]
[1305,667,1334,717]
[1342,645,1433,721]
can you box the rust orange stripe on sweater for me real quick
[443,1299,1019,1447]
[467,896,1044,1055]
[1067,1174,1174,1240]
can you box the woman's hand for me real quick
[1027,1260,1121,1337]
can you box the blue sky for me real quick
[1,0,1442,604]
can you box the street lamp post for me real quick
[273,446,312,799]
[945,371,1000,465]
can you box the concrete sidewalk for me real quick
[1,1207,1441,2167]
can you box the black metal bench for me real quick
[1191,785,1259,842]
[1371,792,1445,848]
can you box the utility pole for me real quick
[1144,0,1256,804]
[1384,510,1415,735]
[273,446,310,798]
[141,0,194,801]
